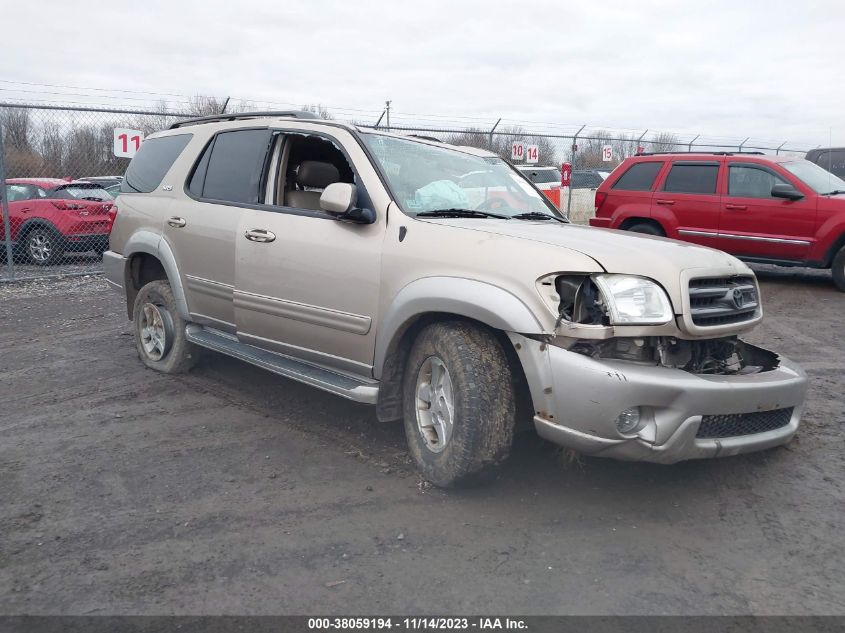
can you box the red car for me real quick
[2,178,115,265]
[590,152,845,291]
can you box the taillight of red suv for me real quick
[594,191,608,213]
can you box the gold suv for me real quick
[104,111,807,487]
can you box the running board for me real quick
[185,325,379,404]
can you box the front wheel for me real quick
[832,246,845,292]
[132,280,202,373]
[402,321,517,487]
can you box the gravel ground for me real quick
[0,268,843,615]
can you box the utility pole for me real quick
[0,122,15,280]
[385,100,391,131]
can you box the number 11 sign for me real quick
[113,128,144,158]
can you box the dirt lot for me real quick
[0,267,843,615]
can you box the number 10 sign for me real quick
[113,128,144,158]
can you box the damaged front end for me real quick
[537,272,780,376]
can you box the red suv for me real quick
[590,152,845,291]
[2,178,115,265]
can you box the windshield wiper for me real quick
[511,212,566,223]
[416,208,511,220]
[823,189,845,195]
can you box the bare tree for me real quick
[444,125,558,166]
[301,104,334,120]
[0,106,32,151]
[648,132,680,153]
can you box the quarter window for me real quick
[122,134,192,193]
[611,162,663,191]
[728,166,789,198]
[663,164,719,194]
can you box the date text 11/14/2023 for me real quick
[307,617,528,630]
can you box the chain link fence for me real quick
[0,104,192,281]
[1,101,817,281]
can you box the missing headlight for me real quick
[554,275,608,326]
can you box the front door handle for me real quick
[725,204,748,210]
[655,199,675,205]
[168,216,187,228]
[244,228,276,243]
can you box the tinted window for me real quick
[199,129,273,204]
[572,172,603,189]
[816,150,845,179]
[728,166,788,198]
[188,139,213,197]
[663,164,719,194]
[611,162,663,191]
[523,169,561,184]
[122,134,192,193]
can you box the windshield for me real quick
[782,159,845,194]
[52,185,114,201]
[361,133,562,218]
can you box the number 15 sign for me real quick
[113,128,144,158]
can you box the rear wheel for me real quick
[832,246,845,292]
[625,221,665,237]
[402,321,517,487]
[23,225,63,265]
[132,280,202,373]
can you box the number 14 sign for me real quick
[113,128,144,158]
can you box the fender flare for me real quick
[373,276,545,379]
[123,231,190,320]
[17,217,59,238]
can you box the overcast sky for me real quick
[2,0,843,149]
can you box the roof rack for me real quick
[635,151,766,156]
[170,110,320,129]
[407,134,444,143]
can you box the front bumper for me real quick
[509,334,807,464]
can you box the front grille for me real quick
[688,276,759,326]
[697,407,793,439]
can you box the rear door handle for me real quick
[655,199,675,205]
[244,228,276,243]
[168,216,186,228]
[725,204,748,210]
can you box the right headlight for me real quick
[593,274,673,325]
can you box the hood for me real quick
[419,218,753,309]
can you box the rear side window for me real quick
[611,162,662,191]
[815,150,845,179]
[193,129,273,204]
[663,163,719,194]
[122,134,192,193]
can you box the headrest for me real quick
[296,161,340,188]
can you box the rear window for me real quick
[663,163,719,194]
[53,185,113,201]
[611,162,662,191]
[122,134,192,194]
[521,168,560,184]
[192,129,273,204]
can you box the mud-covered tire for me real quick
[132,280,201,374]
[832,246,845,292]
[402,321,517,487]
[625,221,665,237]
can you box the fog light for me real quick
[615,407,642,434]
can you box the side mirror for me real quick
[771,183,804,200]
[320,182,357,214]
